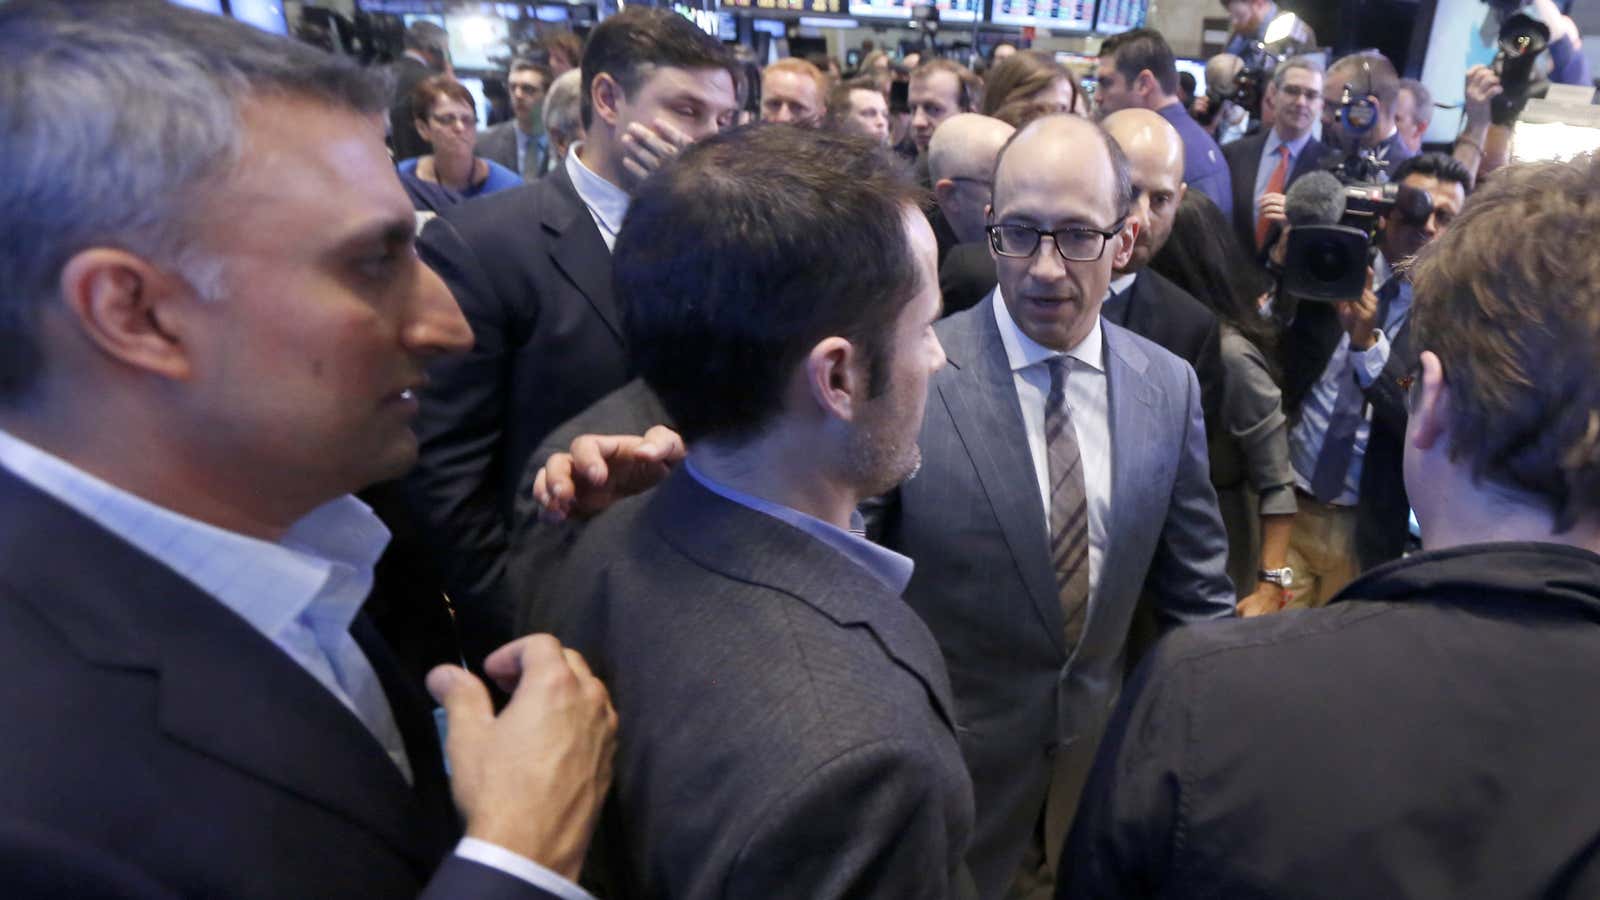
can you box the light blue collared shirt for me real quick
[684,457,915,594]
[0,429,593,900]
[1288,253,1412,505]
[565,141,629,251]
[1253,127,1316,210]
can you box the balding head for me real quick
[930,114,1017,243]
[989,114,1137,351]
[1103,108,1186,273]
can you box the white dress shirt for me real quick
[0,429,592,900]
[565,141,630,251]
[991,290,1113,597]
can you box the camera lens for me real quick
[1308,240,1355,284]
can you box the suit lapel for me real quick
[933,299,1066,656]
[0,472,443,873]
[1235,133,1265,230]
[1096,325,1160,617]
[543,164,624,344]
[649,469,961,733]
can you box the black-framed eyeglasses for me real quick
[948,176,992,188]
[986,221,1126,262]
[430,112,477,129]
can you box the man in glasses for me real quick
[523,113,1234,899]
[477,59,555,180]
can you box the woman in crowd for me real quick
[980,50,1088,121]
[397,75,521,215]
[1150,191,1297,616]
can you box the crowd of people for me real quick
[3,0,1600,897]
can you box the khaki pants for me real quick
[1284,494,1360,609]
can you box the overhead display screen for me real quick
[725,0,844,14]
[1093,0,1146,34]
[989,0,1092,31]
[852,0,979,24]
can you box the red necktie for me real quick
[1256,144,1291,250]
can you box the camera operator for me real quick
[1279,152,1471,607]
[1453,64,1507,186]
[1323,52,1416,180]
[1192,54,1252,146]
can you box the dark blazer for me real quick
[508,377,673,637]
[1280,288,1413,570]
[938,242,998,319]
[538,468,977,899]
[1062,542,1600,899]
[475,120,521,173]
[874,296,1234,899]
[389,55,432,162]
[1222,130,1334,254]
[1101,270,1225,438]
[0,469,555,899]
[410,164,628,663]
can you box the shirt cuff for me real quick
[454,838,595,900]
[1349,329,1392,387]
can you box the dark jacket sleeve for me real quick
[408,214,525,644]
[419,855,565,900]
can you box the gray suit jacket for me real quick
[474,121,520,173]
[538,468,977,899]
[875,294,1234,898]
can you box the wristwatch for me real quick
[1258,567,1294,588]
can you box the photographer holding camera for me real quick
[1278,152,1471,607]
[1322,52,1417,181]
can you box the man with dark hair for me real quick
[1222,55,1333,253]
[391,20,450,161]
[0,2,616,897]
[407,7,739,665]
[1280,151,1471,605]
[538,125,974,899]
[1062,152,1600,899]
[910,58,980,183]
[1096,29,1233,219]
[1323,51,1415,178]
[477,59,555,180]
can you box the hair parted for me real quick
[981,50,1077,118]
[616,124,925,443]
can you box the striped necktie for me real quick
[1045,356,1091,651]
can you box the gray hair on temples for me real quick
[0,0,389,399]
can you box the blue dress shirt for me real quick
[1158,101,1234,221]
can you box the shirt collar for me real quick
[992,287,1106,375]
[565,141,630,241]
[682,457,915,595]
[1265,126,1315,160]
[1108,272,1137,298]
[0,428,390,643]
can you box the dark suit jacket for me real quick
[410,164,628,664]
[1101,270,1225,439]
[538,468,977,899]
[1062,542,1600,899]
[390,55,432,162]
[0,469,555,899]
[938,242,998,319]
[875,296,1234,899]
[1222,131,1333,254]
[508,377,672,636]
[1280,288,1413,569]
[475,120,520,173]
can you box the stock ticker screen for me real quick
[851,0,981,24]
[724,0,845,15]
[1093,0,1147,34]
[989,0,1092,32]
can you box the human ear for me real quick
[56,249,196,382]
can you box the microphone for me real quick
[1284,171,1347,227]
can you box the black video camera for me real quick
[1281,176,1433,303]
[1490,11,1552,125]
